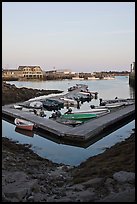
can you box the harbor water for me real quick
[2,76,135,166]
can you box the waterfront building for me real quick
[18,66,44,79]
[2,69,22,80]
[2,66,44,80]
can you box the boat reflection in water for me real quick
[15,127,34,137]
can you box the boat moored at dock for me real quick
[14,118,35,131]
[69,108,110,116]
[60,113,97,122]
[99,98,135,108]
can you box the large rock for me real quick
[96,188,135,202]
[113,171,135,184]
[2,171,38,202]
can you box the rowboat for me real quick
[115,98,135,105]
[102,102,126,108]
[91,103,125,109]
[14,118,34,131]
[74,92,93,102]
[60,97,78,106]
[60,113,97,122]
[99,97,135,109]
[53,118,83,127]
[70,108,110,116]
[99,98,135,106]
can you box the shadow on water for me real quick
[15,127,34,137]
[3,110,134,149]
[35,113,135,148]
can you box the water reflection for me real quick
[129,85,135,99]
[2,119,135,166]
[15,127,34,137]
[30,112,135,148]
[3,111,135,149]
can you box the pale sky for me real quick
[2,2,135,72]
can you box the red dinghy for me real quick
[14,118,34,131]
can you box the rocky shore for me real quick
[2,81,62,106]
[2,82,135,202]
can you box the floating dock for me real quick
[2,104,135,143]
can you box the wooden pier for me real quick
[2,104,135,143]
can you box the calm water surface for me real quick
[2,76,135,166]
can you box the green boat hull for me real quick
[61,113,97,122]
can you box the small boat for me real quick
[99,98,135,105]
[60,97,78,106]
[68,85,78,91]
[99,98,135,108]
[22,107,35,112]
[102,102,126,108]
[53,118,83,127]
[14,118,34,131]
[114,98,135,105]
[90,104,125,109]
[60,113,97,122]
[42,101,60,111]
[72,93,92,102]
[71,108,110,116]
[68,84,88,92]
[29,101,43,109]
[14,105,22,110]
[42,98,64,111]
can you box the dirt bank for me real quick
[2,81,135,202]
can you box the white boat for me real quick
[101,102,126,108]
[99,98,135,107]
[14,105,22,110]
[114,98,135,105]
[78,91,91,96]
[60,97,78,106]
[14,118,34,131]
[68,108,110,116]
[100,98,134,104]
[29,101,43,109]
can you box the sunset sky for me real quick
[2,2,135,72]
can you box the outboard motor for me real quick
[99,98,103,105]
[51,112,57,119]
[55,110,61,117]
[65,108,72,114]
